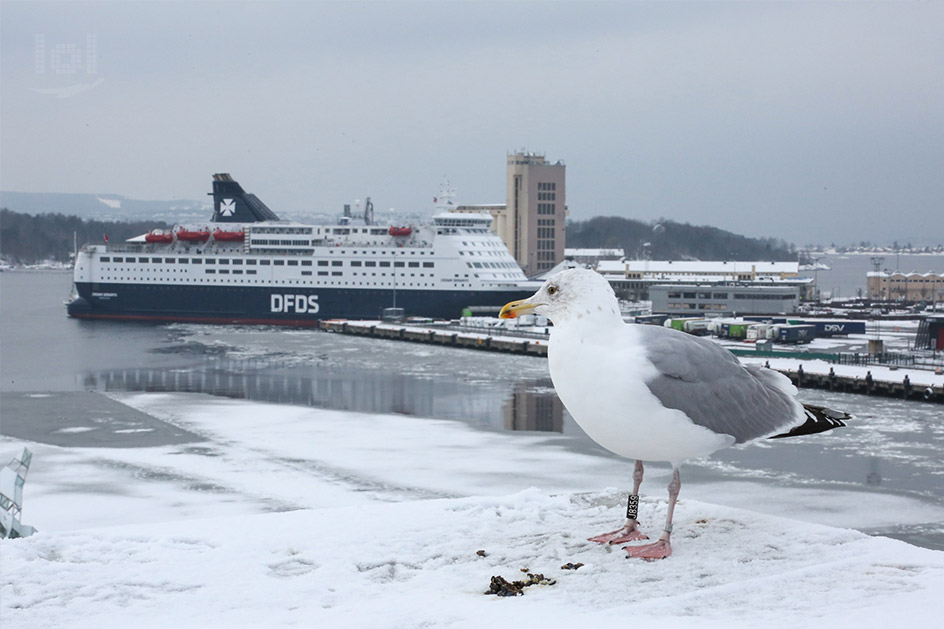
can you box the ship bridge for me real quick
[433,212,493,234]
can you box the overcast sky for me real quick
[2,1,941,246]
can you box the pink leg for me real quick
[624,466,680,560]
[589,460,650,544]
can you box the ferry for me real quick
[66,174,539,325]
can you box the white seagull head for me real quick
[499,268,622,325]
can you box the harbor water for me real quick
[807,252,944,299]
[1,270,942,550]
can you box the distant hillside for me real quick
[0,191,209,224]
[567,216,797,262]
[0,209,170,264]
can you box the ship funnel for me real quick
[208,174,281,223]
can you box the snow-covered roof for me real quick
[866,271,943,278]
[564,248,625,257]
[597,260,800,275]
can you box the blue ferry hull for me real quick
[67,282,533,325]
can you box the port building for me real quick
[867,270,944,302]
[564,248,625,266]
[596,259,812,302]
[649,284,801,316]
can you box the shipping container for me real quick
[775,324,816,344]
[634,314,670,326]
[664,317,704,332]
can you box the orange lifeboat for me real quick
[145,230,174,244]
[388,226,412,237]
[212,229,245,242]
[177,228,211,242]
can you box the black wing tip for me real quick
[769,404,850,440]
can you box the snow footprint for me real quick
[267,548,319,578]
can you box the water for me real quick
[2,270,943,549]
[806,253,944,299]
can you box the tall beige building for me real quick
[501,152,566,276]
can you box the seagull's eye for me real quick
[547,286,558,296]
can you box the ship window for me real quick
[138,258,149,263]
[301,260,312,266]
[318,271,328,276]
[288,260,299,266]
[206,269,216,274]
[233,270,242,275]
[178,258,188,264]
[379,261,390,267]
[351,261,362,267]
[219,269,229,274]
[232,259,242,265]
[331,261,342,267]
[301,271,312,276]
[274,260,285,266]
[205,258,215,264]
[331,271,342,276]
[218,259,229,265]
[260,260,270,265]
[151,257,162,263]
[423,262,434,268]
[101,256,111,262]
[191,258,202,265]
[365,261,376,267]
[394,262,404,268]
[247,270,257,275]
[166,258,176,264]
[408,262,419,268]
[318,261,328,266]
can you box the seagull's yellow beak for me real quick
[499,298,538,319]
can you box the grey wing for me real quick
[636,325,804,444]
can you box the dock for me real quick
[319,320,944,404]
[320,320,550,356]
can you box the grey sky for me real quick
[2,1,941,246]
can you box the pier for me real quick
[319,320,944,404]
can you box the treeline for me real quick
[566,216,796,262]
[0,209,169,264]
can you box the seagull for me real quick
[499,268,849,560]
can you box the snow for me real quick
[738,356,944,388]
[96,196,122,209]
[3,393,944,628]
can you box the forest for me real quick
[0,209,170,264]
[565,215,797,262]
[0,208,797,266]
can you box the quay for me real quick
[320,319,549,356]
[319,320,944,404]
